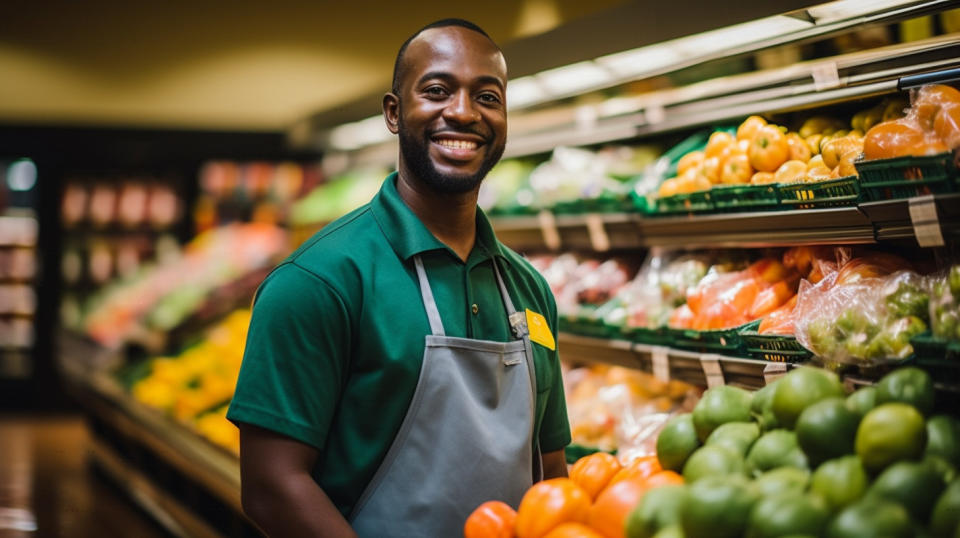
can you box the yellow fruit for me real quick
[774,160,808,184]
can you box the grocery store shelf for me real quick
[492,194,960,251]
[558,332,792,390]
[59,331,252,538]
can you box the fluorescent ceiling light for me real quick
[329,115,392,151]
[534,61,613,97]
[596,47,682,79]
[7,159,37,192]
[808,0,916,25]
[670,16,811,56]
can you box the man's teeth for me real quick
[436,139,478,150]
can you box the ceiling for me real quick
[0,0,815,133]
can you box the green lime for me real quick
[772,367,845,429]
[746,430,808,478]
[751,467,809,498]
[745,492,829,538]
[876,366,935,416]
[845,386,877,417]
[692,385,753,442]
[751,380,781,431]
[809,455,868,512]
[855,402,927,473]
[657,414,702,472]
[705,421,760,457]
[682,444,745,483]
[680,475,757,538]
[925,454,957,484]
[626,484,686,538]
[825,498,912,538]
[931,479,960,538]
[867,460,946,522]
[795,397,860,466]
[927,415,960,468]
[651,525,684,538]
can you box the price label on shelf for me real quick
[585,214,611,252]
[651,346,670,382]
[908,195,945,247]
[537,210,562,251]
[700,354,725,388]
[811,61,841,91]
[762,362,788,385]
[644,102,666,125]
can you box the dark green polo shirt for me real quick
[227,173,571,518]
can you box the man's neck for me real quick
[395,169,478,262]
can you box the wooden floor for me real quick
[0,414,169,538]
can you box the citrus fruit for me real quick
[692,385,753,442]
[866,460,946,522]
[795,397,859,466]
[745,492,829,538]
[934,103,960,149]
[625,485,686,538]
[855,402,927,473]
[515,478,591,538]
[464,500,517,538]
[927,414,960,467]
[746,430,808,477]
[750,380,781,431]
[875,366,935,416]
[845,386,876,417]
[737,116,768,141]
[748,125,790,172]
[705,421,760,457]
[588,478,650,538]
[569,452,621,500]
[680,475,757,538]
[656,414,701,472]
[772,367,844,429]
[930,479,960,538]
[809,455,868,512]
[682,445,744,483]
[543,522,605,538]
[863,120,925,160]
[825,498,912,538]
[751,467,810,498]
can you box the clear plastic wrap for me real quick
[929,265,960,341]
[795,268,930,364]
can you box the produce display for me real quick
[862,84,960,160]
[563,364,700,461]
[80,223,286,349]
[930,265,960,341]
[289,166,388,225]
[127,309,251,455]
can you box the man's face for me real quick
[388,26,507,194]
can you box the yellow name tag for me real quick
[525,309,555,351]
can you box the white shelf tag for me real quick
[762,362,788,385]
[700,354,725,388]
[908,195,945,247]
[537,210,562,251]
[812,62,841,91]
[585,214,611,252]
[644,102,666,125]
[651,346,670,382]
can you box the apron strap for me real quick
[413,255,445,337]
[492,258,528,340]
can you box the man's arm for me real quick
[541,449,568,479]
[239,423,357,538]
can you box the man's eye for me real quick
[478,93,502,104]
[424,86,447,97]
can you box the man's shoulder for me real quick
[287,204,382,269]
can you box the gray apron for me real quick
[349,255,542,537]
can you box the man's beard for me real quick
[398,115,505,195]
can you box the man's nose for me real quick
[443,90,481,124]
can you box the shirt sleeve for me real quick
[536,277,572,453]
[227,262,351,450]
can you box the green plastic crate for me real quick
[855,152,957,201]
[620,325,671,346]
[655,190,714,215]
[670,319,761,356]
[565,443,617,465]
[740,331,813,363]
[778,176,860,209]
[552,200,584,215]
[711,183,781,212]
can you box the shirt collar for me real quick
[370,172,507,265]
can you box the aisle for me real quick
[0,414,169,538]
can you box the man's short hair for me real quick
[391,18,498,96]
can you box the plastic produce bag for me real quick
[795,269,930,364]
[929,264,960,341]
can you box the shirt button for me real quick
[471,304,479,315]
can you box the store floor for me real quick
[0,413,169,538]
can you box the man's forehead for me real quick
[402,26,506,83]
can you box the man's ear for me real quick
[383,92,400,134]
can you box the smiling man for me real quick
[228,19,571,537]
